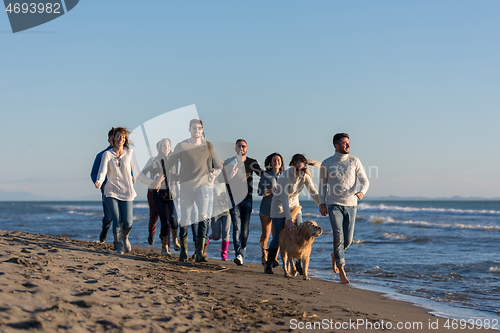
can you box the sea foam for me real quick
[358,203,500,215]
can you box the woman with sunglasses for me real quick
[95,127,153,255]
[257,152,285,266]
[264,154,321,274]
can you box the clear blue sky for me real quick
[1,1,499,200]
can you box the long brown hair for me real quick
[112,127,133,149]
[264,152,284,172]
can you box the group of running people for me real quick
[90,119,369,283]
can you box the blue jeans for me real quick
[328,205,357,268]
[269,212,303,249]
[101,192,113,232]
[192,187,214,239]
[211,214,231,241]
[230,197,252,259]
[104,196,134,235]
[179,185,210,239]
[154,199,178,239]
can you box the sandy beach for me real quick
[0,229,487,332]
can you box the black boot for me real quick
[195,237,207,262]
[264,248,278,274]
[179,236,189,262]
[99,227,109,243]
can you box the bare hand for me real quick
[285,219,296,231]
[95,181,101,189]
[151,178,162,190]
[319,204,327,216]
[230,166,239,179]
[208,172,215,183]
[355,192,364,200]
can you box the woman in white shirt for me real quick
[96,127,153,254]
[264,154,321,274]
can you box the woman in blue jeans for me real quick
[264,154,321,274]
[257,152,284,265]
[96,127,153,254]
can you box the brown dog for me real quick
[279,220,323,281]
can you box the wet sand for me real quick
[0,230,485,332]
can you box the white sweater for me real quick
[270,167,320,220]
[97,148,153,201]
[319,152,369,206]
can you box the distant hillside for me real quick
[0,190,51,201]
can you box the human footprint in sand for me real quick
[319,133,369,284]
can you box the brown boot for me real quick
[203,238,210,258]
[171,228,180,251]
[260,240,267,266]
[160,237,170,256]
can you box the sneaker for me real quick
[234,255,243,266]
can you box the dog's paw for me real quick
[291,270,298,277]
[303,276,310,281]
[284,273,292,278]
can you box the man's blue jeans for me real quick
[328,204,357,268]
[101,192,113,232]
[104,196,134,235]
[269,213,303,250]
[179,185,210,239]
[230,197,253,259]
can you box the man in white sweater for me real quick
[319,133,369,284]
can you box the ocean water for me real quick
[1,199,499,323]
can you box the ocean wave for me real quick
[302,212,323,218]
[369,216,395,224]
[382,232,409,241]
[47,204,102,212]
[67,210,99,217]
[369,216,500,230]
[489,267,500,272]
[133,203,149,209]
[359,203,500,215]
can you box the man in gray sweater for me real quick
[319,133,369,284]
